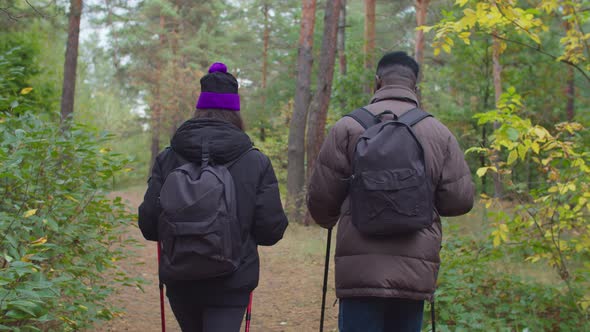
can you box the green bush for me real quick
[429,227,590,331]
[0,112,140,331]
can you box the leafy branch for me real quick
[491,33,590,83]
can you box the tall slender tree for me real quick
[337,0,347,75]
[260,1,271,141]
[287,0,317,219]
[363,0,375,93]
[414,0,429,95]
[149,14,166,172]
[60,0,83,123]
[306,0,342,178]
[491,33,504,198]
[305,0,342,225]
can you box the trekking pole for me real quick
[431,299,436,332]
[320,227,333,332]
[157,242,166,332]
[245,292,253,332]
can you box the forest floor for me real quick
[93,186,339,332]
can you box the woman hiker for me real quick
[138,62,289,332]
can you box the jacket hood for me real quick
[171,118,253,164]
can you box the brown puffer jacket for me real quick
[307,85,475,301]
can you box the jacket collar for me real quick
[370,85,420,107]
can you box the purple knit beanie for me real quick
[196,62,240,111]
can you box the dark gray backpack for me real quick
[157,144,254,282]
[345,107,434,235]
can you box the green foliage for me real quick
[249,101,291,197]
[432,227,590,331]
[0,33,57,117]
[0,110,141,330]
[331,41,373,118]
[469,88,590,313]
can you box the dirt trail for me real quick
[94,189,338,332]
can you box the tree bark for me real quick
[492,34,504,198]
[363,0,375,93]
[337,0,347,76]
[306,0,342,178]
[563,20,575,121]
[305,0,342,225]
[149,15,166,174]
[260,2,270,142]
[414,0,429,100]
[60,0,83,123]
[565,66,575,121]
[287,0,317,220]
[262,2,270,90]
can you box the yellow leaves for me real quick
[461,8,478,29]
[455,0,469,7]
[416,25,433,33]
[20,87,33,95]
[529,33,541,45]
[459,32,471,44]
[21,254,34,262]
[539,0,559,14]
[580,296,590,312]
[531,142,540,154]
[31,236,48,246]
[476,166,497,177]
[492,223,509,247]
[525,255,541,263]
[548,183,577,195]
[507,150,518,165]
[23,209,38,218]
[533,127,550,139]
[64,194,79,203]
[99,147,112,154]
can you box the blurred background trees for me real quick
[0,0,588,330]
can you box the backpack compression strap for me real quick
[397,108,432,127]
[344,107,379,130]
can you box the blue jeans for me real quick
[339,297,424,332]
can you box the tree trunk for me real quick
[306,0,342,178]
[565,66,575,121]
[287,0,317,220]
[60,0,83,123]
[563,20,575,121]
[492,34,504,198]
[170,19,181,137]
[337,0,347,76]
[149,15,166,174]
[260,2,270,142]
[304,0,343,225]
[363,0,375,93]
[104,0,120,72]
[414,0,429,100]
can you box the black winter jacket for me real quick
[138,118,288,305]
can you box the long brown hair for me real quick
[194,109,245,131]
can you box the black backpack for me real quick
[345,107,434,235]
[157,143,254,282]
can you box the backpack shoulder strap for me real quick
[344,107,379,130]
[397,108,433,127]
[226,147,258,169]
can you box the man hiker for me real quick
[307,51,475,332]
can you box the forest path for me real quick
[94,187,338,332]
